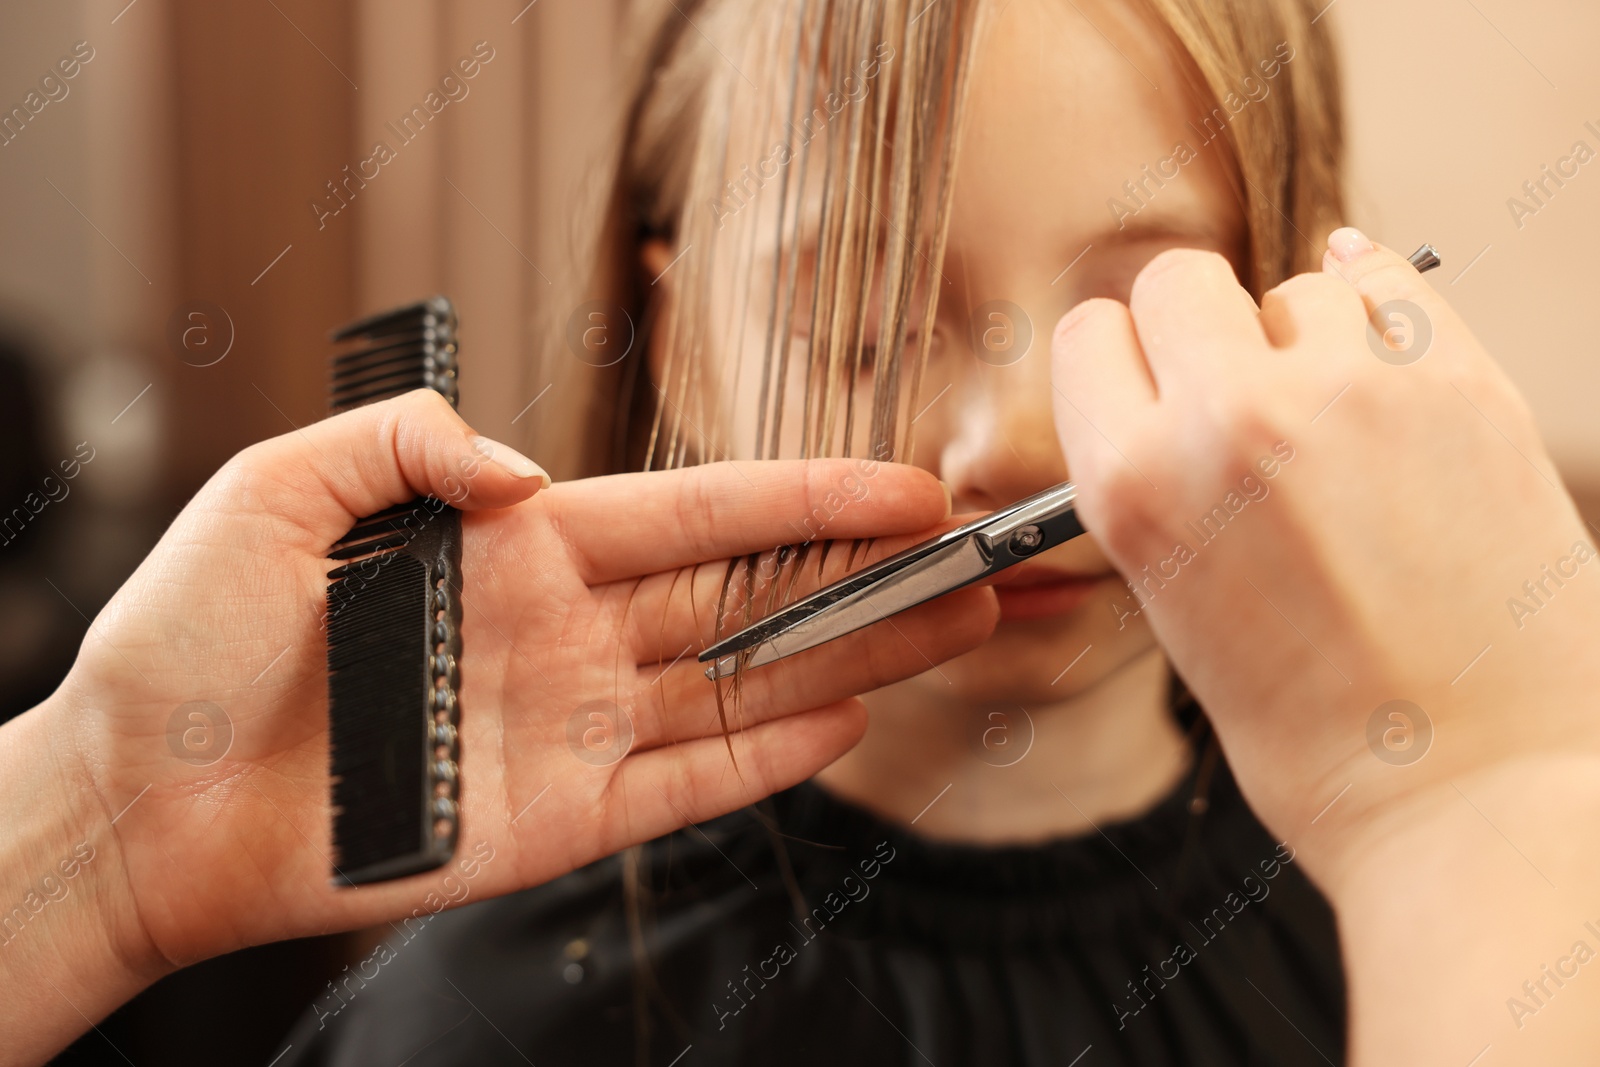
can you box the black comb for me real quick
[325,296,463,885]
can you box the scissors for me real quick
[700,244,1442,679]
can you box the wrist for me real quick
[0,689,169,1064]
[1331,752,1600,1065]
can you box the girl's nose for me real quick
[938,343,1070,512]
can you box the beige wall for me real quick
[0,0,624,508]
[1333,0,1600,493]
[350,0,624,441]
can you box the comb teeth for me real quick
[331,294,455,342]
[326,501,462,884]
[325,296,463,886]
[329,295,459,414]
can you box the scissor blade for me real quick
[702,537,992,677]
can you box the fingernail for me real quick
[940,480,953,518]
[470,435,550,487]
[1327,227,1373,263]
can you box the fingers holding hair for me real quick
[545,460,952,586]
[631,586,997,750]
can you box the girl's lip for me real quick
[991,572,1111,622]
[988,560,1113,588]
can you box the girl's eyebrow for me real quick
[1089,214,1235,251]
[754,215,1235,275]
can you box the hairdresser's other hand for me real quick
[1052,232,1600,1064]
[0,389,994,1066]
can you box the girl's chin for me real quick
[934,632,1105,702]
[913,596,1150,703]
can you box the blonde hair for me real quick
[529,0,1344,482]
[539,4,1349,1050]
[1143,0,1345,286]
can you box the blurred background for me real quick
[1,0,1595,1062]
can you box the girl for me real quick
[292,0,1360,1062]
[10,0,1595,1064]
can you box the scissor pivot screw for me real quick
[1009,525,1045,555]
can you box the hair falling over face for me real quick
[625,0,984,726]
[641,0,980,470]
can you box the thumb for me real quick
[233,388,549,535]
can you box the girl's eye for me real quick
[851,331,926,373]
[784,333,929,382]
[854,335,918,380]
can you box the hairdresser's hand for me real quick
[1052,231,1600,1064]
[0,389,993,1065]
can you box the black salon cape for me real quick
[283,762,1345,1066]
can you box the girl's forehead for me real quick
[951,0,1245,258]
[729,0,1244,272]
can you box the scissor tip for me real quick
[702,654,738,681]
[1408,243,1441,273]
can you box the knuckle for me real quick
[1054,298,1124,348]
[397,385,454,419]
[1349,371,1426,434]
[226,441,269,480]
[1265,270,1351,310]
[1207,387,1284,455]
[675,466,722,562]
[208,439,304,518]
[1349,257,1426,302]
[1146,246,1225,277]
[228,439,304,497]
[798,460,841,537]
[399,388,461,450]
[1086,463,1158,557]
[1133,248,1231,297]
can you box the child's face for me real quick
[657,0,1248,705]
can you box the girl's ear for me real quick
[640,238,675,384]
